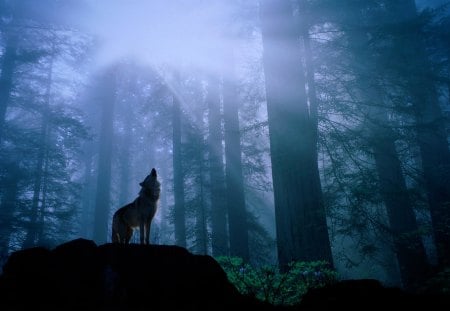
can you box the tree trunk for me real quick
[369,114,430,288]
[0,163,20,254]
[388,0,450,268]
[172,93,186,247]
[0,34,16,142]
[118,107,132,206]
[194,100,208,255]
[223,52,249,261]
[80,142,94,238]
[23,53,53,248]
[260,0,333,267]
[301,28,318,154]
[342,0,431,287]
[93,68,116,244]
[207,76,228,256]
[159,156,169,244]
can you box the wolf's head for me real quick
[139,168,161,200]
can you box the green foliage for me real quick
[216,256,338,306]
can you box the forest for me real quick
[0,0,449,295]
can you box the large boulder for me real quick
[0,239,268,310]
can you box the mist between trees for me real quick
[0,0,449,290]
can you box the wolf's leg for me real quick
[139,221,145,244]
[112,230,118,243]
[125,227,133,244]
[145,218,151,245]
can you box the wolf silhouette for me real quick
[111,168,161,244]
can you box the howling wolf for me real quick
[111,168,161,244]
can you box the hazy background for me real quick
[0,0,449,291]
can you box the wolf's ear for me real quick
[151,168,157,177]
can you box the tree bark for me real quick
[223,52,249,261]
[342,1,431,287]
[172,93,186,247]
[23,52,54,248]
[0,163,20,254]
[207,76,228,256]
[369,113,430,288]
[80,141,94,238]
[0,34,17,142]
[93,68,116,244]
[260,0,333,267]
[388,0,450,268]
[159,155,169,244]
[118,104,133,206]
[194,100,208,255]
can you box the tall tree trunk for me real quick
[159,155,169,244]
[301,29,318,154]
[342,1,431,287]
[260,0,333,267]
[172,93,186,247]
[223,53,249,261]
[37,141,51,244]
[23,53,53,248]
[369,112,430,289]
[195,166,208,254]
[194,101,208,255]
[80,141,94,238]
[389,0,450,267]
[0,163,20,254]
[0,34,16,142]
[413,85,450,268]
[93,68,116,244]
[118,107,132,206]
[207,76,228,256]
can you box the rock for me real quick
[0,239,264,310]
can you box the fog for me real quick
[82,1,246,77]
[0,0,449,295]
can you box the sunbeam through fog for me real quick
[1,2,449,306]
[83,0,239,74]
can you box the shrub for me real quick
[216,256,338,305]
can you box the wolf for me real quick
[111,168,161,244]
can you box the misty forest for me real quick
[0,0,449,300]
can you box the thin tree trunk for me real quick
[196,168,208,255]
[223,52,249,261]
[260,0,333,267]
[93,68,116,244]
[172,93,186,247]
[23,52,53,248]
[195,143,208,255]
[80,142,94,238]
[37,140,51,244]
[159,156,169,244]
[0,163,20,254]
[194,100,208,255]
[118,108,132,205]
[207,76,228,256]
[0,34,16,142]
